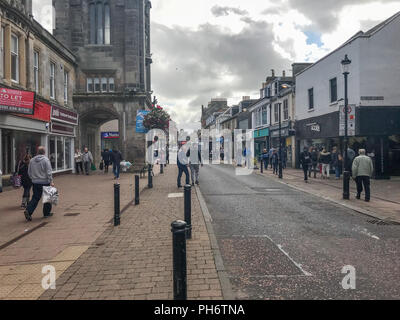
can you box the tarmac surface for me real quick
[199,164,400,299]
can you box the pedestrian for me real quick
[331,147,342,180]
[269,147,274,169]
[187,141,203,186]
[220,147,224,162]
[177,139,190,188]
[319,147,332,179]
[300,147,312,183]
[111,149,123,180]
[24,146,54,221]
[309,147,319,178]
[352,149,374,202]
[16,154,32,209]
[261,148,269,171]
[102,149,112,174]
[282,147,287,169]
[82,147,93,176]
[74,148,83,175]
[347,147,356,173]
[272,150,279,175]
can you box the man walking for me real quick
[300,147,312,183]
[102,149,112,174]
[82,147,93,175]
[309,147,319,178]
[352,149,374,202]
[111,149,123,180]
[24,146,54,221]
[187,141,203,186]
[177,138,190,188]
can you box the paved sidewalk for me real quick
[0,167,159,299]
[37,166,223,300]
[257,166,400,223]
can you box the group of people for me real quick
[14,146,55,221]
[177,137,203,188]
[260,147,288,175]
[300,146,374,201]
[74,147,123,179]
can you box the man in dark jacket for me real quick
[24,146,54,221]
[111,149,123,180]
[309,147,319,178]
[101,149,112,174]
[300,147,312,182]
[17,154,32,209]
[177,138,190,188]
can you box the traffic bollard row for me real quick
[171,220,187,300]
[114,183,120,226]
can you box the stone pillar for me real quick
[18,34,27,87]
[26,33,35,91]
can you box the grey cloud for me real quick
[211,5,248,17]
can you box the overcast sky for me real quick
[33,0,400,130]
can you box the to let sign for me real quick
[0,87,35,115]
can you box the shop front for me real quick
[270,121,296,167]
[49,105,78,173]
[254,127,269,159]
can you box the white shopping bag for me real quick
[43,186,59,206]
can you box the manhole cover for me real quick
[64,213,81,217]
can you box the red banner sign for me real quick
[0,87,35,115]
[17,100,51,122]
[51,105,78,125]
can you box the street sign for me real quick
[339,104,356,137]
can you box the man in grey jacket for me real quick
[24,146,54,221]
[82,147,94,175]
[352,149,374,202]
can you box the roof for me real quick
[296,10,400,77]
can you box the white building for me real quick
[295,11,400,176]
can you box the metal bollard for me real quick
[160,164,164,174]
[0,169,3,193]
[260,159,264,173]
[184,184,192,239]
[171,220,187,300]
[114,183,120,226]
[343,171,350,200]
[148,165,153,188]
[135,175,140,205]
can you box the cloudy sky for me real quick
[33,0,400,130]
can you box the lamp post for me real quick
[278,102,283,179]
[341,54,351,200]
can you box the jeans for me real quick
[303,164,309,181]
[322,164,330,178]
[26,183,52,217]
[309,163,318,178]
[263,159,269,169]
[75,162,83,174]
[83,162,91,175]
[190,164,200,184]
[356,176,370,200]
[335,166,341,178]
[113,164,121,179]
[177,165,190,187]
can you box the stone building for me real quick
[53,0,153,166]
[0,0,78,181]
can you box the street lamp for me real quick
[341,54,351,200]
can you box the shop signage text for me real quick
[51,105,78,125]
[51,122,75,136]
[17,100,51,122]
[0,87,35,115]
[102,132,120,139]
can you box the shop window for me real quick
[65,138,72,169]
[14,131,42,165]
[57,138,64,170]
[49,136,56,170]
[34,51,40,93]
[11,34,19,83]
[1,131,12,175]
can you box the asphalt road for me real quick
[199,164,400,300]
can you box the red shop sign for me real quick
[17,100,51,122]
[51,105,78,125]
[51,122,75,136]
[0,87,35,115]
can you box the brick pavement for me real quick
[37,165,223,300]
[0,167,159,299]
[257,166,400,223]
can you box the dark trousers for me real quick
[84,162,90,175]
[26,183,52,217]
[356,176,370,200]
[75,162,83,174]
[273,163,278,174]
[104,161,110,173]
[177,165,190,187]
[309,163,318,178]
[113,164,121,179]
[303,164,309,181]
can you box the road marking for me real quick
[353,227,380,240]
[168,193,183,198]
[231,235,312,277]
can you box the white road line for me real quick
[353,227,380,240]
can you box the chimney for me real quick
[283,70,286,77]
[271,69,275,77]
[242,96,250,101]
[24,0,33,17]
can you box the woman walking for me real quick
[74,149,83,175]
[16,154,32,209]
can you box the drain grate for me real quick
[64,213,81,217]
[367,219,400,226]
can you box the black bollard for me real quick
[171,220,187,300]
[184,184,192,239]
[343,171,350,200]
[160,164,164,174]
[260,159,264,173]
[148,165,153,189]
[135,175,140,205]
[114,183,120,226]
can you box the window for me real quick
[109,77,114,91]
[274,104,279,123]
[50,62,55,99]
[94,78,100,92]
[262,106,268,125]
[0,27,4,78]
[101,77,107,92]
[283,99,289,120]
[90,1,111,45]
[330,77,337,103]
[64,71,69,103]
[34,51,39,92]
[308,88,314,110]
[11,34,19,82]
[87,78,93,92]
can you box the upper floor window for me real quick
[90,2,111,45]
[50,62,56,99]
[64,70,69,104]
[308,88,314,110]
[11,34,19,83]
[0,27,4,78]
[262,106,268,125]
[87,77,115,92]
[274,104,279,123]
[34,51,40,93]
[283,99,289,120]
[330,77,337,103]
